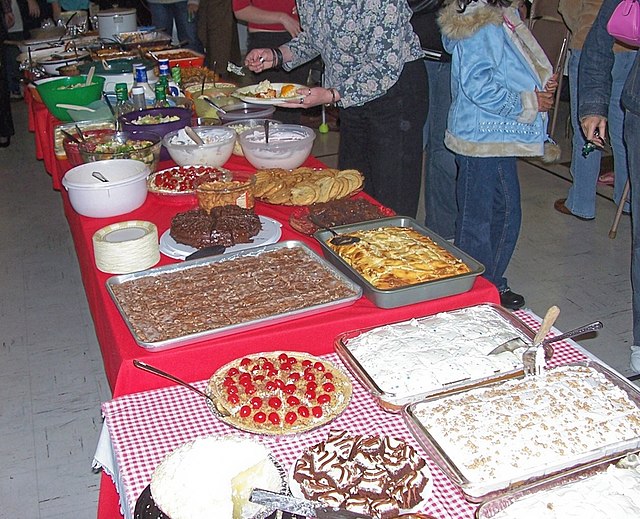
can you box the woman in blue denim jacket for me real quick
[438,0,558,309]
[579,0,640,373]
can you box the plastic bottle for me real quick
[114,83,134,117]
[154,82,170,108]
[131,86,147,111]
[159,59,183,97]
[171,66,183,93]
[132,65,155,107]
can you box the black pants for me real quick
[0,38,14,140]
[338,59,428,217]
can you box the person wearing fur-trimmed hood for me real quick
[438,0,558,310]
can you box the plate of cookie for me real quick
[253,167,364,206]
[205,351,352,435]
[289,198,395,235]
[289,430,434,519]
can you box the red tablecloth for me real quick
[58,154,499,397]
[95,311,590,519]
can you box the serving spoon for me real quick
[133,360,229,417]
[309,214,360,246]
[184,125,204,145]
[201,95,227,114]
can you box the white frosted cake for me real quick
[411,365,640,493]
[343,304,529,402]
[490,461,640,518]
[150,436,283,519]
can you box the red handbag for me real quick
[607,0,640,47]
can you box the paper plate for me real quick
[93,220,160,274]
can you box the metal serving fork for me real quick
[522,305,560,376]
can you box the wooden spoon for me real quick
[184,126,204,145]
[85,65,95,87]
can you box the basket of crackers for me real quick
[253,167,364,206]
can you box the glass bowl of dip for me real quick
[162,126,236,167]
[238,124,315,170]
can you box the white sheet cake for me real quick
[411,365,640,490]
[489,461,640,518]
[343,305,528,401]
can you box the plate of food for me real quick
[160,214,282,260]
[289,429,433,519]
[253,167,364,206]
[233,81,305,105]
[289,197,395,235]
[148,165,232,196]
[206,351,352,435]
[134,435,288,519]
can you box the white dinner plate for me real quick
[232,83,306,105]
[159,215,282,260]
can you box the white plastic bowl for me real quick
[238,124,315,170]
[162,126,236,167]
[62,159,150,218]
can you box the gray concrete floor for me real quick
[0,98,635,518]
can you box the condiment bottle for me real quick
[132,64,155,107]
[131,86,147,111]
[114,82,134,117]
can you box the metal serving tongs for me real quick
[132,360,229,418]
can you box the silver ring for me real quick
[259,56,265,64]
[307,88,312,96]
[299,98,304,104]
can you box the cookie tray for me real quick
[334,303,535,413]
[106,240,362,351]
[313,216,484,308]
[402,360,640,503]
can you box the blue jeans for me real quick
[148,2,203,52]
[455,155,521,292]
[626,111,640,362]
[566,49,636,217]
[423,60,457,240]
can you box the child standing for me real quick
[439,0,558,309]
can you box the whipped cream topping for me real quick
[490,463,640,519]
[343,305,528,402]
[412,366,640,488]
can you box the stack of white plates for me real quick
[93,221,160,274]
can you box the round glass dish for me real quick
[195,172,256,212]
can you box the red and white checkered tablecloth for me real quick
[99,309,590,519]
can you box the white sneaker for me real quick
[630,346,640,373]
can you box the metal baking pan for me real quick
[403,360,640,503]
[475,453,640,518]
[313,216,484,308]
[106,241,362,351]
[334,303,535,412]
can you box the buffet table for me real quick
[93,310,593,519]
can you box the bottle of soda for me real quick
[114,83,134,117]
[154,81,170,108]
[158,59,183,97]
[171,66,183,96]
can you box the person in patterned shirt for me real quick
[244,0,428,218]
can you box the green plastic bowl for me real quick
[36,75,106,122]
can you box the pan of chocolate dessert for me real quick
[105,241,362,351]
[402,360,640,503]
[313,216,484,308]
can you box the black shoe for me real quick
[0,136,9,148]
[500,289,525,310]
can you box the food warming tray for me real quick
[106,241,362,351]
[335,303,535,412]
[313,216,484,308]
[402,361,640,503]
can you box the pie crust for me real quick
[207,351,352,435]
